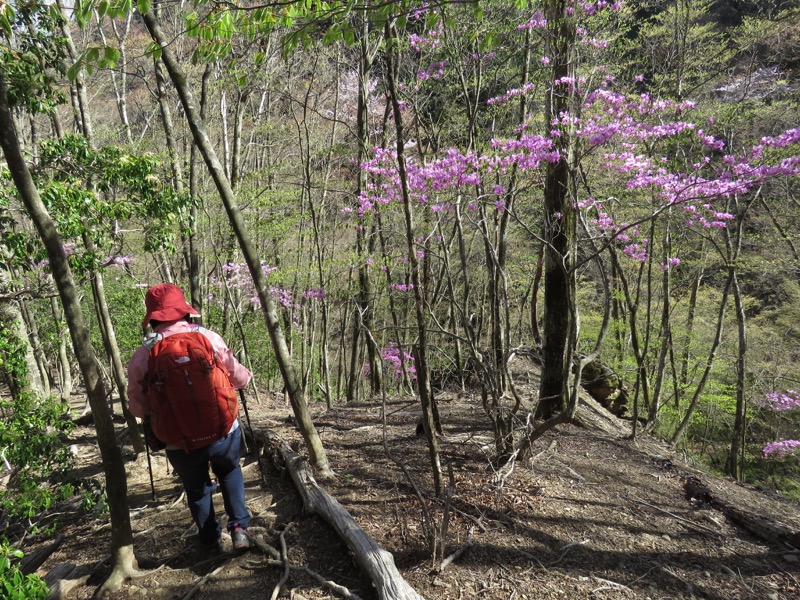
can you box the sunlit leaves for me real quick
[32,134,190,261]
[68,45,120,80]
[0,1,15,39]
[0,2,68,112]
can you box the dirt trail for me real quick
[23,392,800,599]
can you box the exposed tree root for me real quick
[92,544,160,598]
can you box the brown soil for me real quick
[24,386,800,600]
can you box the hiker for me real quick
[127,283,253,552]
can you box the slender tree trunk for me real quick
[57,0,93,141]
[648,225,673,427]
[0,70,137,594]
[187,63,213,315]
[0,264,45,398]
[83,235,144,453]
[95,10,132,142]
[670,271,734,446]
[678,268,703,407]
[16,296,50,396]
[142,11,331,476]
[728,270,747,480]
[727,195,754,480]
[51,296,73,400]
[348,16,384,400]
[386,20,443,496]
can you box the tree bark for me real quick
[0,262,46,398]
[83,234,144,453]
[50,296,73,400]
[536,0,577,421]
[385,20,443,496]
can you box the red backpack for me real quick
[146,329,238,452]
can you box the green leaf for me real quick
[322,27,340,45]
[136,0,151,15]
[0,3,15,39]
[144,42,161,61]
[103,47,120,67]
[66,60,82,83]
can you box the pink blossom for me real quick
[762,440,800,458]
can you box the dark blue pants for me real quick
[166,426,250,543]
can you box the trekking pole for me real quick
[239,388,266,485]
[238,388,254,451]
[144,436,157,502]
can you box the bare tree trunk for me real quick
[536,0,578,421]
[677,267,702,408]
[95,9,132,142]
[727,195,754,480]
[348,12,383,400]
[142,11,331,477]
[648,224,673,428]
[16,295,50,396]
[670,270,734,446]
[0,263,45,398]
[0,70,138,594]
[187,63,213,315]
[385,19,443,496]
[51,296,73,400]
[83,235,144,453]
[57,0,93,140]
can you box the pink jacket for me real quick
[127,320,252,419]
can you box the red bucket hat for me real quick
[143,283,200,327]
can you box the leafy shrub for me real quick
[0,539,49,600]
[0,393,76,527]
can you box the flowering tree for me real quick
[759,391,800,459]
[351,0,800,457]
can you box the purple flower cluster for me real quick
[759,390,800,460]
[302,287,326,300]
[758,390,800,412]
[381,342,416,379]
[762,440,800,458]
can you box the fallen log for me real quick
[42,562,84,600]
[20,534,64,574]
[262,429,425,600]
[684,477,800,549]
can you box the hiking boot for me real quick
[231,524,250,551]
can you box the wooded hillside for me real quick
[0,1,799,597]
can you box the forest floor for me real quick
[21,367,800,600]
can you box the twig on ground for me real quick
[182,560,230,600]
[250,534,281,560]
[270,524,292,600]
[548,539,589,566]
[170,492,187,509]
[299,566,365,600]
[552,460,585,482]
[625,494,725,537]
[530,439,558,462]
[591,575,632,594]
[658,565,694,593]
[439,526,474,572]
